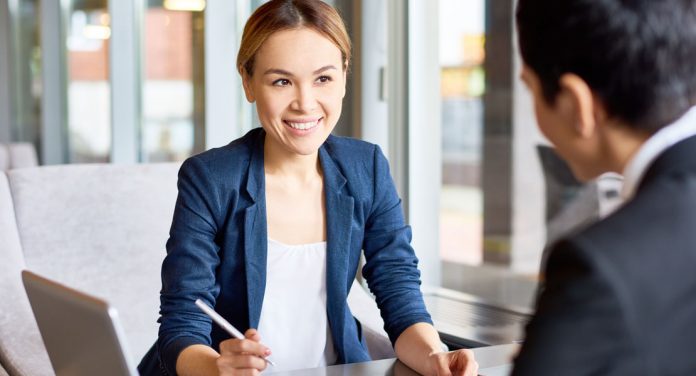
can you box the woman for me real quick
[141,1,478,375]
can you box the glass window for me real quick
[439,0,486,266]
[141,0,206,162]
[66,0,111,162]
[11,0,42,147]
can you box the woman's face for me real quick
[242,27,346,157]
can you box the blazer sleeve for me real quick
[512,238,634,376]
[361,145,433,345]
[157,157,224,375]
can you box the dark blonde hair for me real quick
[237,0,351,76]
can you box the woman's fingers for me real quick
[428,349,479,376]
[216,351,267,371]
[458,349,479,376]
[245,328,263,343]
[219,337,270,358]
[217,336,271,374]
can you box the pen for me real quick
[194,299,276,366]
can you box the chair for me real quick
[0,163,179,375]
[347,280,395,359]
[6,143,38,169]
[0,145,8,171]
[0,172,52,375]
[0,143,38,171]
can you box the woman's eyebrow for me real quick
[313,65,338,74]
[263,68,294,76]
[263,65,338,76]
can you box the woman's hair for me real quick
[237,0,351,76]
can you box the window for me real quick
[66,0,111,162]
[142,1,205,162]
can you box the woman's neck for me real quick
[263,137,322,182]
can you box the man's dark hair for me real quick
[516,0,696,133]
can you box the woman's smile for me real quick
[284,117,323,135]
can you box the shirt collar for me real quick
[621,106,696,200]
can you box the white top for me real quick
[621,106,696,200]
[257,238,337,373]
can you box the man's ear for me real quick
[241,70,256,103]
[559,73,596,138]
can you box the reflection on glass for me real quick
[439,0,485,265]
[66,1,111,162]
[13,0,42,148]
[142,2,205,162]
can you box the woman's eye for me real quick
[272,79,291,86]
[316,75,332,83]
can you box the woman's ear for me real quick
[559,73,596,138]
[241,69,256,103]
[341,68,347,98]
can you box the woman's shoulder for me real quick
[180,128,262,182]
[323,134,379,160]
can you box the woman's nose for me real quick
[291,85,318,112]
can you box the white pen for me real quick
[194,299,276,366]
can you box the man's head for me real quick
[516,0,696,180]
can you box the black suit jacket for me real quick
[513,135,696,375]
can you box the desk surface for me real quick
[272,344,519,376]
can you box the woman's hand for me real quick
[216,329,272,376]
[427,349,478,376]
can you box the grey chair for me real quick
[0,163,180,375]
[6,143,38,169]
[0,143,38,171]
[0,145,8,171]
[0,172,52,375]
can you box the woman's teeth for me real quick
[287,120,319,130]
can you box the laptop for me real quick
[22,270,138,376]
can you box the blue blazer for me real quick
[149,128,432,375]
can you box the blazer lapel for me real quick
[244,131,267,329]
[319,145,354,358]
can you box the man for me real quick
[513,0,696,374]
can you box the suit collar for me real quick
[623,106,696,199]
[639,134,696,192]
[245,128,265,202]
[319,137,348,193]
[243,129,266,327]
[246,132,349,200]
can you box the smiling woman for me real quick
[139,1,478,376]
[242,27,346,158]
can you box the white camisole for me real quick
[257,238,338,373]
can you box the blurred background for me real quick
[1,0,562,309]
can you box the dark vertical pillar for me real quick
[482,0,513,264]
[192,11,206,154]
[331,0,358,138]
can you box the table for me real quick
[272,343,520,375]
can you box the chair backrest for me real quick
[6,163,180,371]
[0,145,8,171]
[7,143,38,169]
[0,172,53,376]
